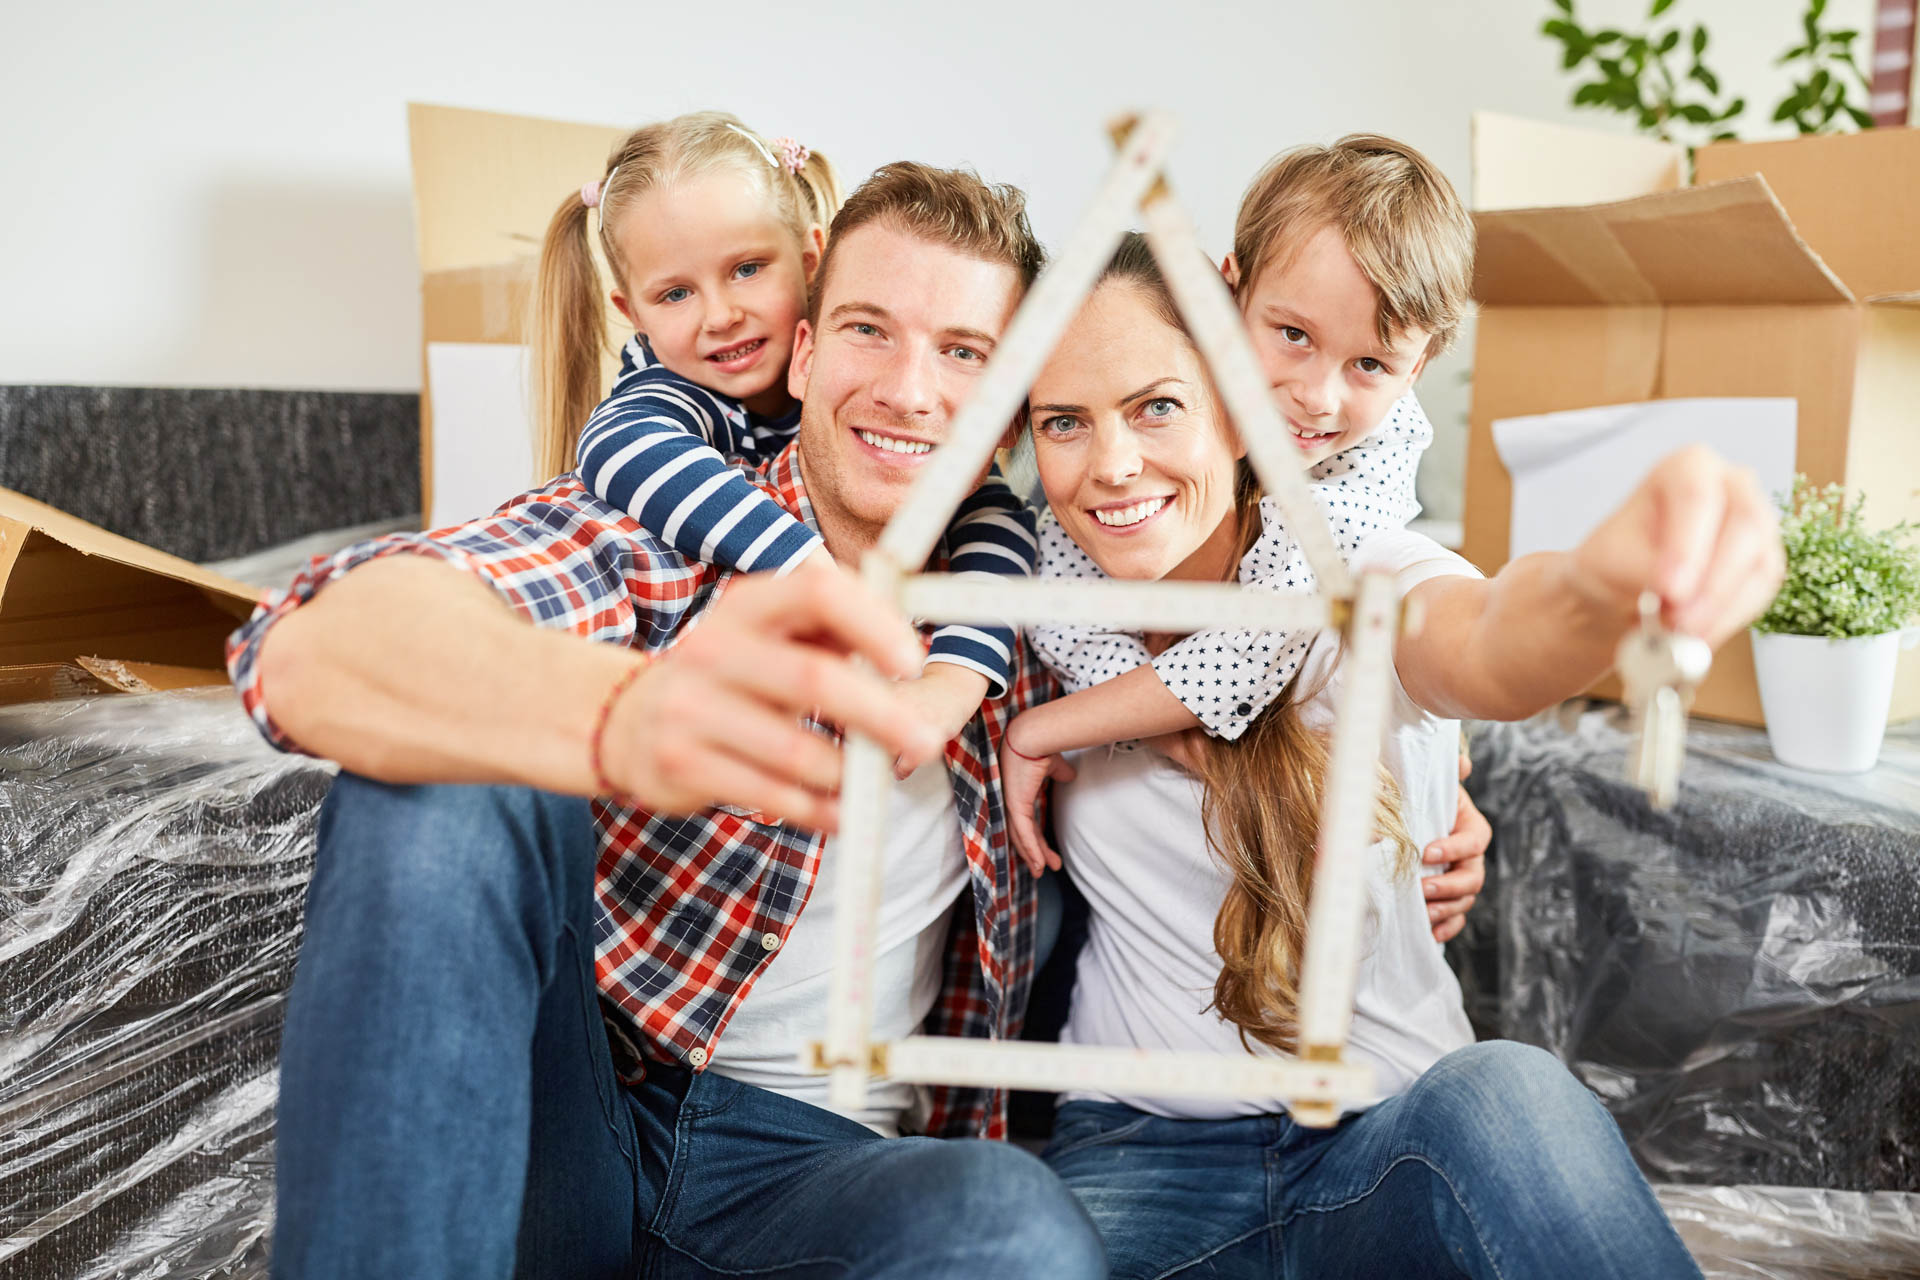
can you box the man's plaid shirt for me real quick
[226,445,1052,1140]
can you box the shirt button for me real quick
[1236,702,1253,716]
[761,931,781,951]
[688,1046,708,1068]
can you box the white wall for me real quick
[0,0,1870,513]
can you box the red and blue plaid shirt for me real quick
[226,445,1053,1140]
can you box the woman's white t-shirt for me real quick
[1056,527,1480,1118]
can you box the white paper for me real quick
[1492,398,1797,560]
[426,342,536,529]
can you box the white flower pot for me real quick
[1750,629,1916,773]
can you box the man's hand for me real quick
[1422,752,1488,943]
[1572,445,1786,645]
[1002,712,1076,876]
[600,570,941,833]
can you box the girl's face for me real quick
[1030,282,1245,585]
[1234,224,1432,467]
[611,169,820,417]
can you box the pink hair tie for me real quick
[580,179,603,209]
[771,137,810,175]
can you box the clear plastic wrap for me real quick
[1459,703,1920,1196]
[0,690,333,1279]
[1656,1184,1920,1279]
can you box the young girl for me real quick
[534,110,1036,738]
[1013,134,1471,870]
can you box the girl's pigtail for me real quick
[531,188,607,482]
[792,146,845,232]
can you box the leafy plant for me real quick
[1541,0,1745,145]
[1773,0,1874,133]
[1755,476,1920,639]
[1542,0,1876,145]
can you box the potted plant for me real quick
[1751,476,1920,773]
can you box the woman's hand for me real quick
[1002,714,1076,876]
[1422,753,1489,943]
[1571,445,1786,645]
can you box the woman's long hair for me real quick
[1091,233,1417,1055]
[1189,464,1416,1055]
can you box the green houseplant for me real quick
[1750,477,1920,772]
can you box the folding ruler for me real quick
[808,111,1398,1127]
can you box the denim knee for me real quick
[1411,1040,1639,1187]
[925,1142,1106,1277]
[314,775,596,943]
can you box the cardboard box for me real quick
[0,489,260,704]
[408,103,631,524]
[1464,115,1920,725]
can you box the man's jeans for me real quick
[271,775,1106,1280]
[1044,1040,1701,1280]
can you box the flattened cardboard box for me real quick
[1465,116,1920,725]
[0,489,259,704]
[408,102,631,520]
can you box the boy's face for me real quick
[1236,224,1432,469]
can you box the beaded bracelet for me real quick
[590,657,650,798]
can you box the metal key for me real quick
[1615,593,1712,809]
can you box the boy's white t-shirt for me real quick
[706,759,968,1137]
[1056,527,1480,1118]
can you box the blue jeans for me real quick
[1044,1041,1701,1280]
[272,776,1106,1280]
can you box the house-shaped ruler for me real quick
[803,112,1405,1128]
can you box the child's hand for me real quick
[890,663,990,779]
[1001,716,1075,877]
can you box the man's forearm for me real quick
[256,556,628,792]
[1403,552,1636,722]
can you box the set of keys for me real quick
[1614,592,1713,809]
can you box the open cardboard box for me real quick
[408,103,630,526]
[0,489,259,705]
[1465,114,1920,725]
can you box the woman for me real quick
[1003,237,1779,1278]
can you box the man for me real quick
[233,163,1105,1280]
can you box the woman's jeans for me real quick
[1045,1041,1702,1280]
[270,775,1105,1280]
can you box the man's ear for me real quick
[611,291,638,328]
[1220,253,1240,293]
[802,226,826,284]
[788,319,816,402]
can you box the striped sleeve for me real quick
[923,464,1037,698]
[577,381,822,575]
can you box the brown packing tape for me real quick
[75,657,229,694]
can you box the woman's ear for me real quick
[802,225,826,284]
[1220,253,1240,293]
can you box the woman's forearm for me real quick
[1008,663,1200,757]
[1399,551,1636,722]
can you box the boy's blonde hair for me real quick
[807,161,1046,326]
[531,110,843,480]
[1232,134,1474,359]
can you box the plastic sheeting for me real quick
[1460,703,1920,1196]
[0,690,331,1279]
[5,688,1918,1277]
